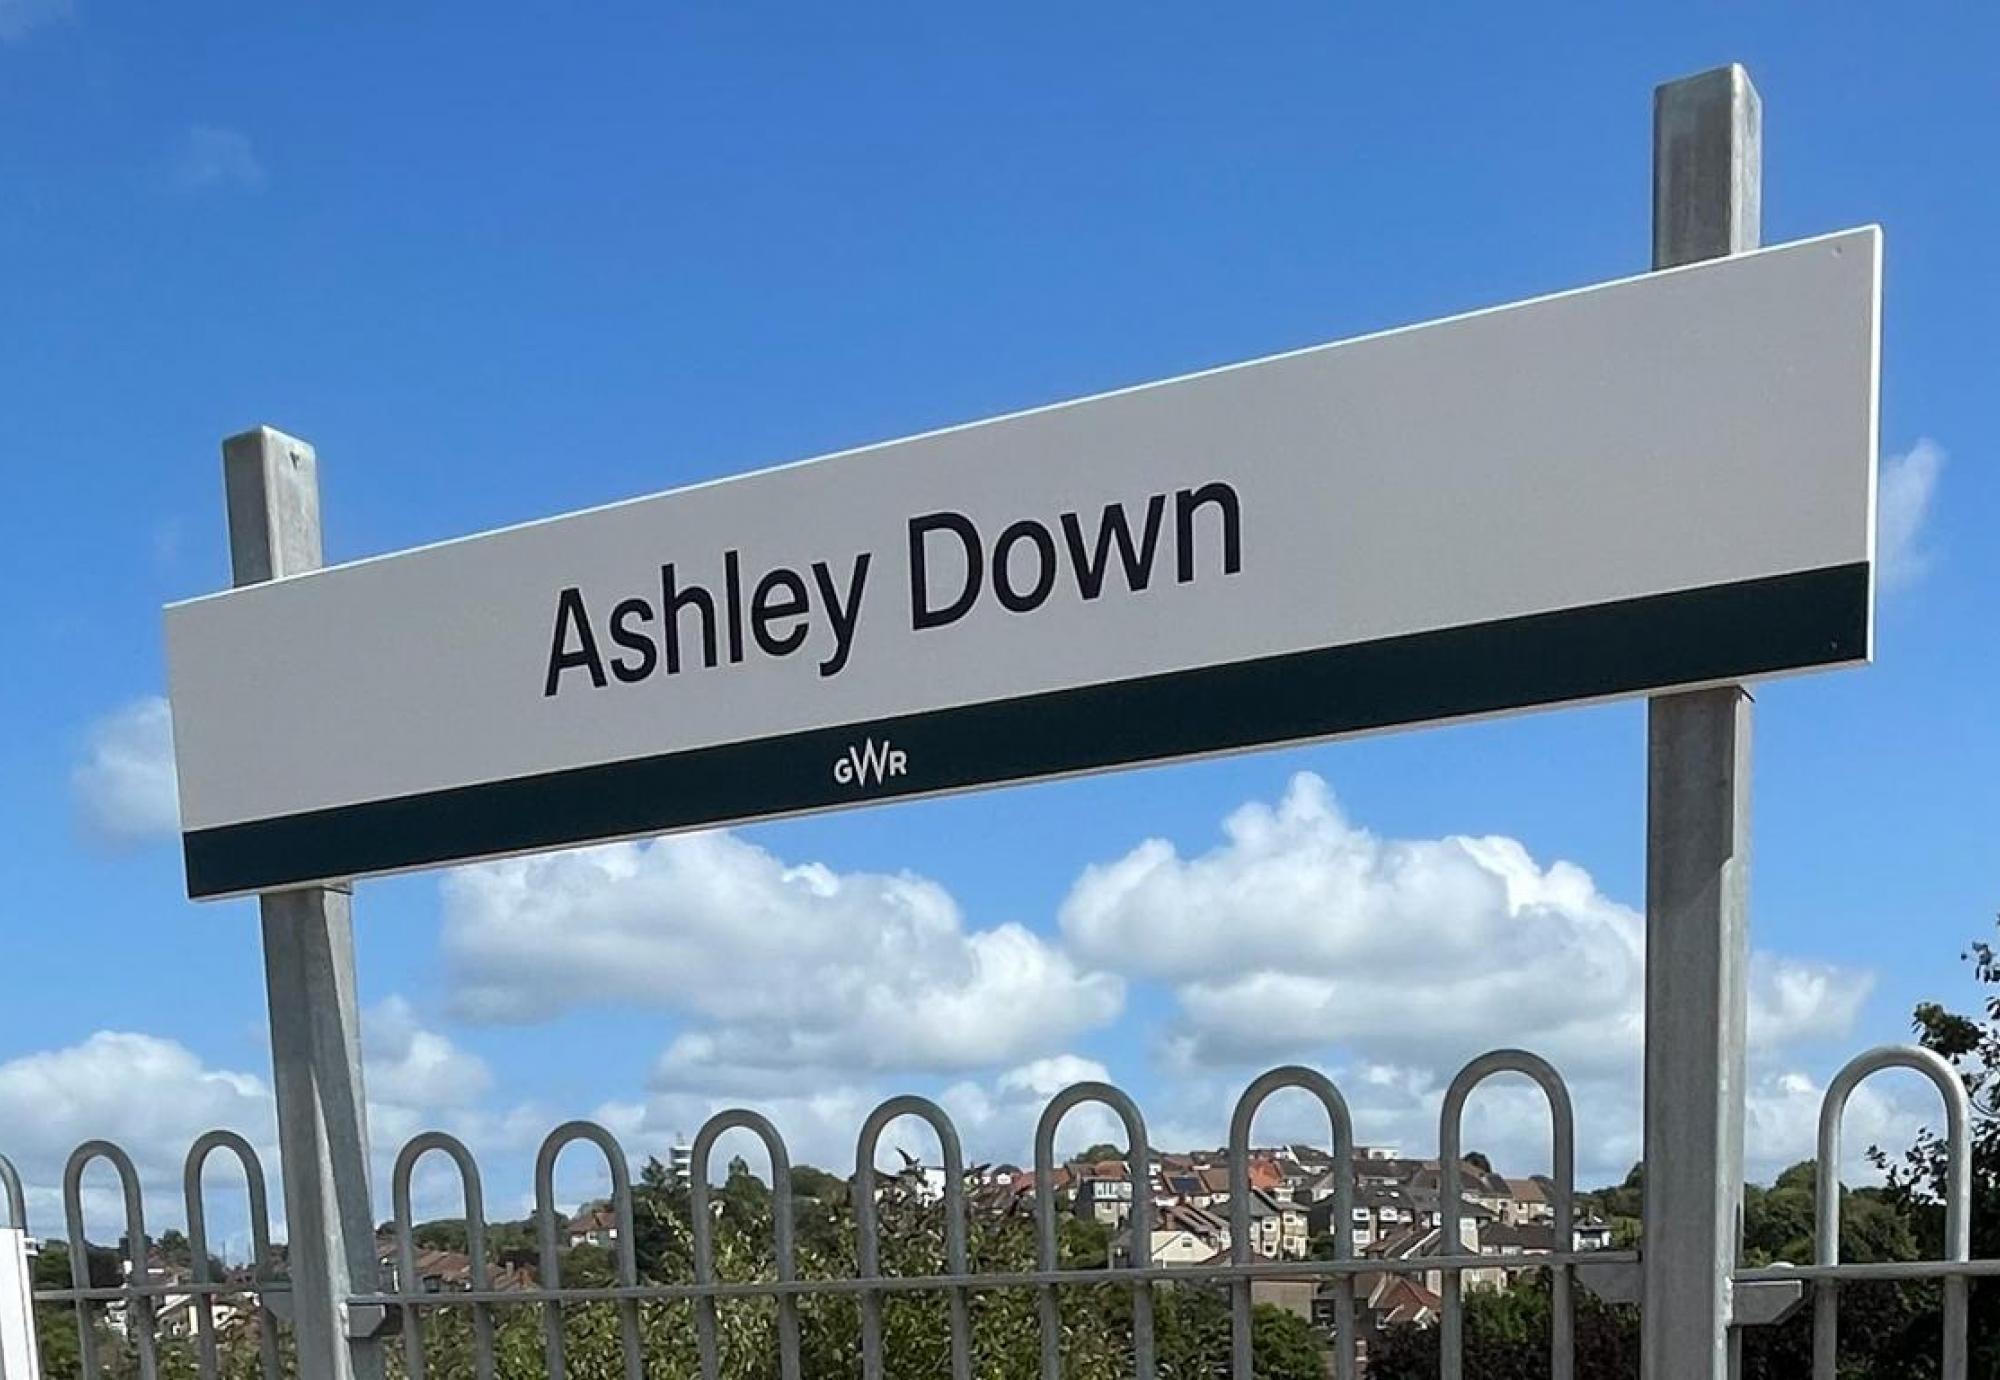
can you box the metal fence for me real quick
[1,1043,1988,1380]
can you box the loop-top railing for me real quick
[533,1119,641,1380]
[63,1141,154,1380]
[691,1108,800,1380]
[183,1131,280,1380]
[0,1156,24,1236]
[6,1044,1991,1380]
[392,1130,493,1380]
[1036,1080,1153,1380]
[854,1094,970,1380]
[1228,1065,1354,1380]
[1439,1049,1576,1380]
[1812,1044,1972,1380]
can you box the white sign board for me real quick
[167,228,1880,899]
[0,1228,36,1380]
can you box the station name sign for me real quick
[542,483,1242,694]
[166,228,1880,898]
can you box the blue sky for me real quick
[1,3,1994,1239]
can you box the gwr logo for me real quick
[833,737,908,788]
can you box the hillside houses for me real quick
[1060,1142,1611,1345]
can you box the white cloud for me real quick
[72,696,180,845]
[0,0,69,43]
[166,125,264,193]
[594,1083,881,1192]
[939,1054,1125,1166]
[1059,772,1879,1185]
[0,1003,504,1240]
[1062,773,1867,1073]
[1741,1067,1938,1184]
[1878,438,1945,590]
[443,833,1123,1086]
[364,996,493,1115]
[0,1032,274,1241]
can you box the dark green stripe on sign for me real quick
[183,561,1868,898]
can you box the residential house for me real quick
[1113,1226,1221,1268]
[1364,1219,1505,1297]
[1237,1189,1310,1260]
[1477,1220,1561,1285]
[1285,1143,1339,1175]
[1312,1270,1441,1369]
[1264,1148,1320,1199]
[1105,1200,1219,1265]
[1573,1214,1615,1251]
[1365,1273,1443,1327]
[1190,1165,1232,1210]
[1308,1184,1419,1251]
[376,1244,537,1296]
[1503,1176,1556,1225]
[566,1204,621,1249]
[1155,1168,1208,1209]
[1071,1161,1135,1229]
[1405,1161,1519,1224]
[155,1267,277,1344]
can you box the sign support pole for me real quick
[223,427,385,1380]
[1642,65,1760,1380]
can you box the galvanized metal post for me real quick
[1642,65,1761,1380]
[223,427,385,1380]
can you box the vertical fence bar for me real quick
[690,1111,800,1380]
[1034,1083,1153,1380]
[1227,1067,1353,1380]
[185,1132,282,1380]
[1813,1046,1972,1380]
[392,1133,495,1380]
[221,426,385,1380]
[1643,66,1760,1380]
[533,1122,642,1380]
[64,1141,156,1380]
[854,1096,971,1380]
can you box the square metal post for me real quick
[1642,65,1760,1380]
[223,427,386,1380]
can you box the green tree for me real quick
[385,1157,1323,1380]
[1246,1302,1325,1380]
[1367,1276,1639,1379]
[1375,915,2000,1378]
[1871,916,2000,1373]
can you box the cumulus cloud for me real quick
[0,0,69,43]
[1062,774,1866,1072]
[1059,772,1880,1185]
[364,997,494,1119]
[0,1003,503,1239]
[1878,438,1945,590]
[0,1032,274,1241]
[166,125,264,193]
[0,1032,271,1174]
[72,696,180,845]
[443,833,1123,1085]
